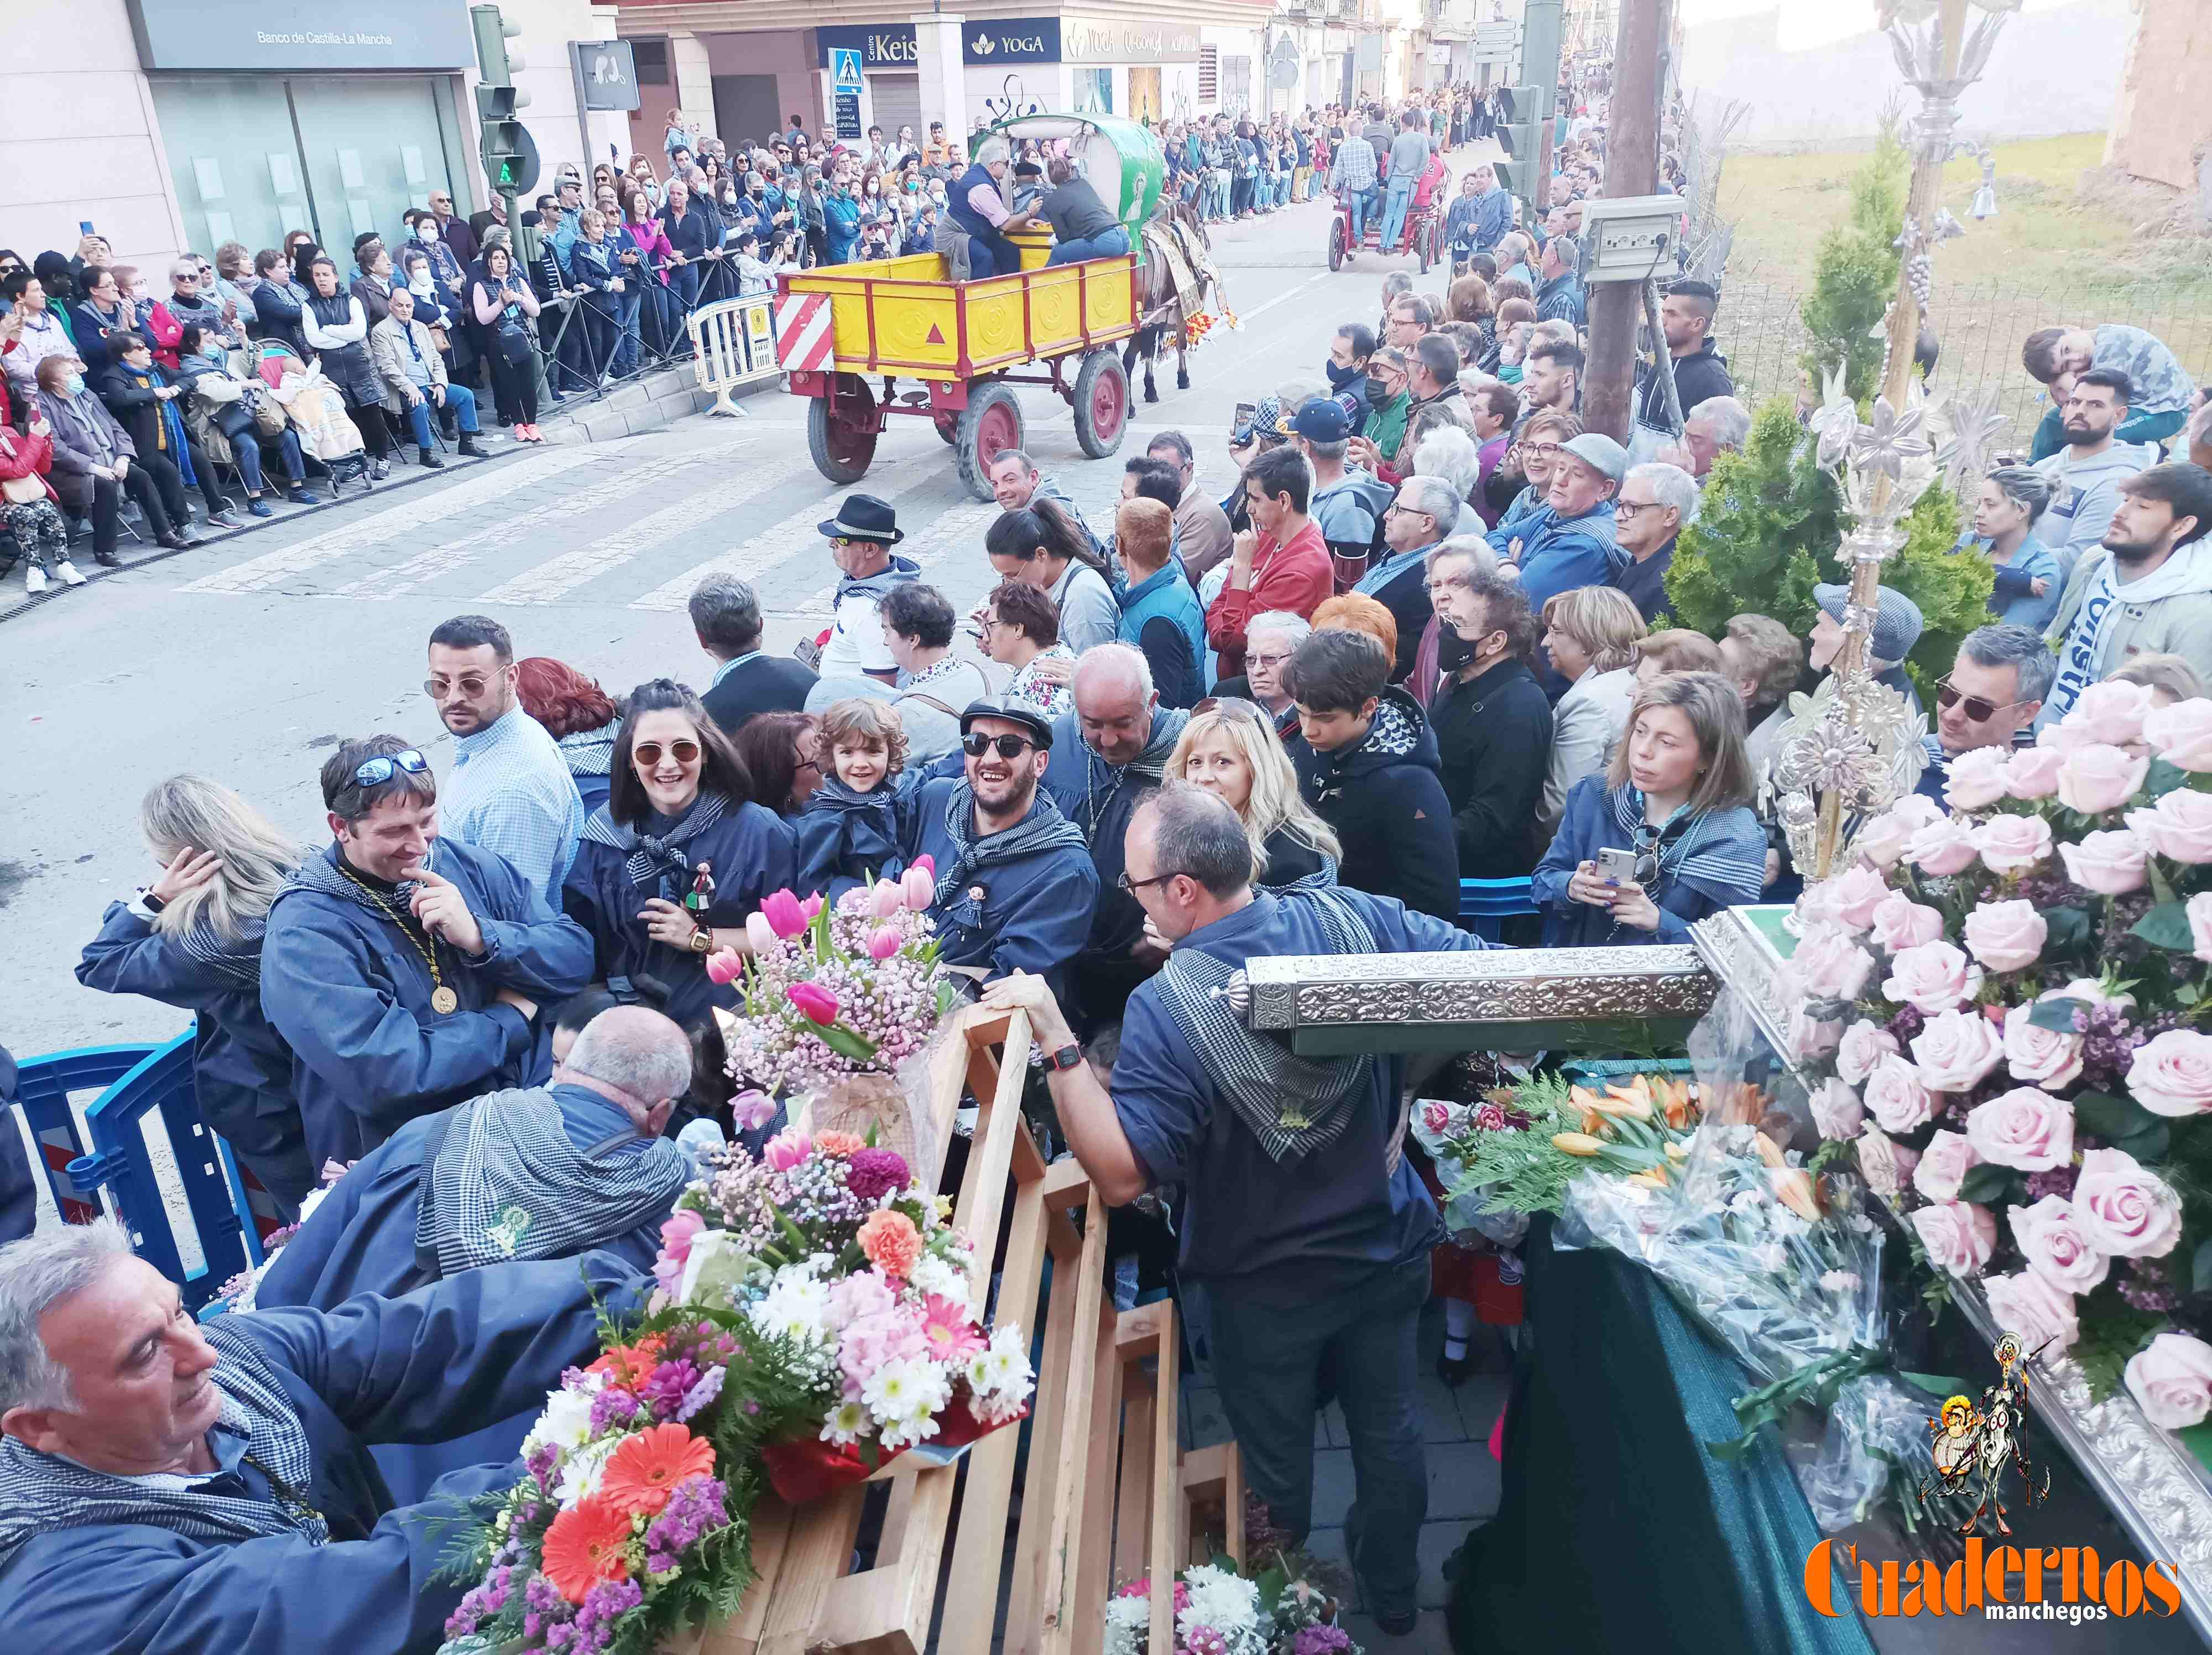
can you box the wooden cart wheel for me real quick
[807,376,878,485]
[1072,350,1130,460]
[954,382,1024,502]
[1328,215,1348,272]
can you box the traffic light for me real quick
[472,4,540,198]
[1493,85,1544,201]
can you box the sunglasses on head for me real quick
[962,732,1035,759]
[354,749,430,786]
[1935,678,2029,724]
[634,739,702,767]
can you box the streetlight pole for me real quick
[1580,0,1670,443]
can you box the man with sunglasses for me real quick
[906,700,1097,1003]
[1914,624,2053,803]
[977,782,1502,1638]
[425,615,585,908]
[813,494,920,683]
[263,734,594,1171]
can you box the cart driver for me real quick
[947,136,1039,280]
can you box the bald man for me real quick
[256,1003,695,1313]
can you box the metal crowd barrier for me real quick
[10,1033,265,1310]
[685,294,782,417]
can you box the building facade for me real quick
[2,0,632,273]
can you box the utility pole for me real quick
[1580,0,1670,444]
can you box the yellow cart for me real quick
[775,246,1139,498]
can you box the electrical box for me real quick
[1575,194,1686,285]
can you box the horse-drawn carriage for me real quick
[778,112,1224,498]
[1326,190,1442,274]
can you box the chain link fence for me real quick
[1709,268,2212,444]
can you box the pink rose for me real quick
[1811,1077,1865,1141]
[1908,1200,1997,1277]
[705,947,745,986]
[1863,1053,1934,1133]
[2056,743,2150,815]
[2072,1148,2184,1258]
[1907,818,1979,877]
[1870,892,1945,953]
[762,1128,814,1172]
[1789,929,1877,1003]
[1964,1087,2075,1172]
[745,911,779,955]
[2007,1195,2110,1293]
[1970,812,2054,876]
[1961,899,2047,974]
[2059,679,2157,751]
[1881,939,1980,1014]
[1910,1008,2006,1092]
[2190,892,2212,964]
[1912,1130,1982,1203]
[1943,745,2013,811]
[1789,1008,1843,1061]
[2001,745,2067,800]
[867,924,904,962]
[1890,794,1949,834]
[867,878,905,919]
[1855,1126,1919,1203]
[2126,1028,2212,1118]
[2057,829,2148,895]
[2124,1332,2212,1430]
[1983,1268,2080,1354]
[2143,697,2212,772]
[1794,882,1849,933]
[900,865,937,910]
[1824,865,1892,932]
[2054,977,2136,1014]
[760,888,809,939]
[2125,789,2212,865]
[1853,810,1918,872]
[2002,1002,2083,1091]
[1837,1021,1901,1085]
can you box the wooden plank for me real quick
[701,1496,792,1655]
[1071,1294,1122,1655]
[757,1487,865,1655]
[1178,1446,1246,1569]
[1005,1210,1085,1655]
[1035,1187,1109,1655]
[1113,1375,1156,1590]
[1145,1304,1181,1655]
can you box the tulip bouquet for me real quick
[1780,685,2212,1457]
[710,868,957,1099]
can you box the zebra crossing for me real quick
[169,413,1165,624]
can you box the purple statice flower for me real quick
[522,1572,575,1642]
[2119,1256,2181,1314]
[526,1444,560,1492]
[643,1474,729,1563]
[1293,1626,1353,1655]
[676,1364,726,1422]
[1885,1005,1926,1045]
[639,1359,703,1420]
[2023,1165,2078,1202]
[844,1147,912,1203]
[588,1386,641,1433]
[570,1577,646,1654]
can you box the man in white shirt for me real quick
[814,494,920,684]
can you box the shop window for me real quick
[633,38,671,87]
[1198,46,1218,103]
[1222,55,1251,115]
[1073,68,1112,115]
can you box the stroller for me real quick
[258,344,370,493]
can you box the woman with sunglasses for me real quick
[75,774,318,1217]
[1168,702,1341,887]
[1532,671,1764,946]
[562,679,796,1033]
[732,710,826,816]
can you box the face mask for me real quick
[1436,624,1477,673]
[1324,360,1358,391]
[409,272,436,297]
[865,181,878,195]
[62,372,85,396]
[415,221,437,241]
[1367,378,1395,409]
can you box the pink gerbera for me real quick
[917,1294,984,1362]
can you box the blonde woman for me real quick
[1169,701,1342,887]
[1538,585,1646,838]
[75,775,316,1214]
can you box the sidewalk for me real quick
[1178,1299,1508,1652]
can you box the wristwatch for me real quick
[689,925,714,955]
[1042,1042,1084,1074]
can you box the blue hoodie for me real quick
[1488,499,1625,616]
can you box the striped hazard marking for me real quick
[775,293,833,373]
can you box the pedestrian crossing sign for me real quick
[831,48,863,92]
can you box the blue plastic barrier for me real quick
[10,1035,262,1311]
[1458,876,1539,943]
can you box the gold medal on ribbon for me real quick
[431,986,460,1015]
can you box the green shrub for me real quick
[1799,116,1909,407]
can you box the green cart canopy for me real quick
[977,111,1165,242]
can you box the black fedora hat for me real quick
[958,698,1053,749]
[817,493,904,544]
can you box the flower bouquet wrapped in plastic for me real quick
[1104,1558,1364,1655]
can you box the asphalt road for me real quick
[4,140,1502,1058]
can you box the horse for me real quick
[1123,194,1225,404]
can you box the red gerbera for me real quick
[588,1334,668,1391]
[541,1495,634,1604]
[599,1422,718,1517]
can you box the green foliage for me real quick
[2069,1292,2168,1403]
[1663,399,1990,694]
[1800,118,1910,405]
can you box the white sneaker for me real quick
[55,559,87,586]
[24,564,48,594]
